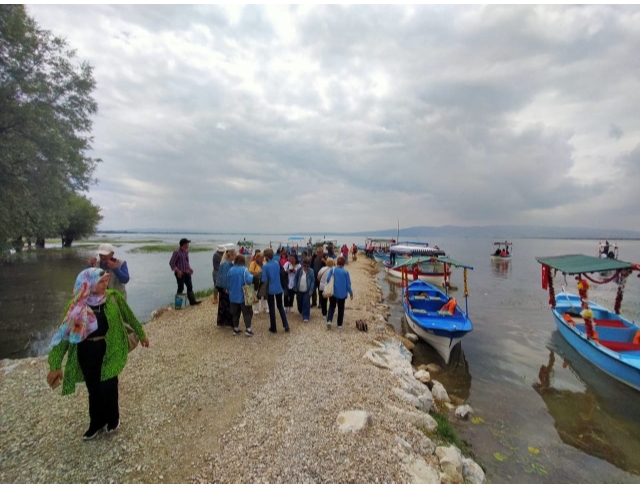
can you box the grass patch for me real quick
[194,288,214,299]
[129,245,214,254]
[426,412,473,457]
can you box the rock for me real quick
[445,402,456,411]
[426,363,442,374]
[449,394,465,406]
[408,457,440,484]
[396,435,412,451]
[436,446,464,484]
[462,457,486,484]
[336,410,371,433]
[364,339,414,378]
[414,370,431,383]
[431,380,451,403]
[455,404,474,420]
[393,388,422,409]
[415,435,436,456]
[417,364,429,371]
[417,391,434,413]
[400,375,429,397]
[398,336,415,351]
[387,405,438,432]
[405,333,419,343]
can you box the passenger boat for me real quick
[491,241,512,261]
[237,240,254,255]
[284,236,306,253]
[384,256,451,287]
[389,243,448,274]
[365,237,396,260]
[402,259,474,363]
[597,241,618,260]
[535,254,640,392]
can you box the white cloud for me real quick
[26,5,640,232]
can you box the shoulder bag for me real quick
[323,269,335,298]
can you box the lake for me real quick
[2,233,640,482]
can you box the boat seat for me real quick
[597,341,640,353]
[412,309,428,315]
[412,295,430,300]
[594,319,628,329]
[437,310,453,316]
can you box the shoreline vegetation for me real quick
[0,254,483,483]
[129,245,215,254]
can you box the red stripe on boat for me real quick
[594,319,628,329]
[598,341,640,352]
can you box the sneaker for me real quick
[303,319,309,323]
[254,309,260,315]
[245,328,254,337]
[284,327,290,333]
[327,321,332,330]
[337,325,344,330]
[233,328,241,336]
[106,419,120,434]
[82,425,105,441]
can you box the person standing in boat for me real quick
[326,256,353,329]
[261,249,290,333]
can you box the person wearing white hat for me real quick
[88,243,130,301]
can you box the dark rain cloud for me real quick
[27,5,640,232]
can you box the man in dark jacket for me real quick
[311,247,326,308]
[212,245,225,304]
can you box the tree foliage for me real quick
[60,193,103,247]
[0,5,101,248]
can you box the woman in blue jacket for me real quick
[216,249,236,327]
[325,256,353,329]
[227,254,256,336]
[261,249,290,333]
[294,257,315,323]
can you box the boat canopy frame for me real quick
[535,254,634,275]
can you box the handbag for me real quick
[243,284,259,306]
[323,270,335,298]
[110,295,139,353]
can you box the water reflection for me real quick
[491,259,511,279]
[533,332,640,475]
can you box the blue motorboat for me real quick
[402,259,474,363]
[536,254,640,392]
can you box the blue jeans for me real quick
[267,293,289,331]
[296,291,311,320]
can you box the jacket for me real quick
[227,266,255,304]
[217,261,233,289]
[294,268,315,293]
[326,267,353,299]
[261,259,284,295]
[212,251,224,284]
[48,290,146,396]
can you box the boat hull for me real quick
[385,262,450,287]
[553,310,640,392]
[490,255,511,262]
[405,311,463,363]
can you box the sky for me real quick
[27,4,640,233]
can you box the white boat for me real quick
[390,243,448,274]
[384,260,451,287]
[490,241,512,261]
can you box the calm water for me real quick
[377,237,640,483]
[2,234,640,482]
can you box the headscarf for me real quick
[50,268,108,347]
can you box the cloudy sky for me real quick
[28,5,640,233]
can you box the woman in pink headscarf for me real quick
[47,268,149,440]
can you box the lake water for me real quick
[2,234,640,482]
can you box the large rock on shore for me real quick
[364,339,414,378]
[414,370,430,383]
[436,445,464,484]
[386,405,438,432]
[336,410,371,433]
[405,333,419,343]
[462,457,486,484]
[431,380,451,403]
[408,457,440,484]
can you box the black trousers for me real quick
[174,271,194,294]
[319,291,328,317]
[77,340,119,430]
[284,288,296,308]
[328,297,346,327]
[230,302,253,330]
[267,293,289,332]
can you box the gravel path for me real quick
[0,256,437,483]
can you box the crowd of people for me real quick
[45,238,357,440]
[212,241,355,334]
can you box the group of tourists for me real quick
[213,242,355,335]
[45,237,357,441]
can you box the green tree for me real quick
[0,5,100,248]
[60,193,102,247]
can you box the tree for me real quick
[60,193,102,247]
[0,5,100,247]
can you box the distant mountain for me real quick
[348,225,640,240]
